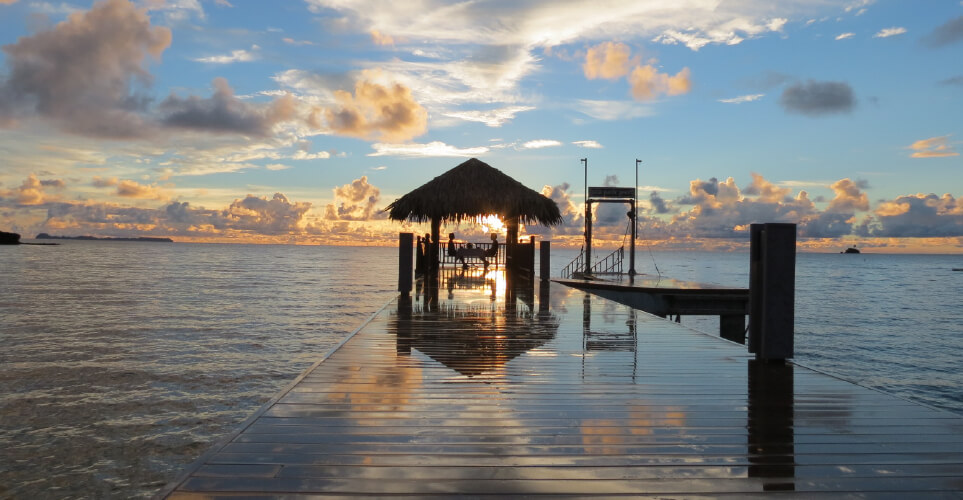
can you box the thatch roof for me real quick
[385,158,562,226]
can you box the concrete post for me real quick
[398,232,413,296]
[749,223,796,362]
[540,241,551,281]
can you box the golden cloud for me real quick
[325,71,428,142]
[909,135,958,158]
[629,66,691,101]
[583,42,636,80]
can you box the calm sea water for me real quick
[1,241,961,498]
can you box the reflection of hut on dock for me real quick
[394,301,560,378]
[386,158,562,277]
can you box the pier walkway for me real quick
[163,276,963,498]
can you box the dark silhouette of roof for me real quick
[385,158,562,226]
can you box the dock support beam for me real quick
[398,232,413,296]
[540,241,551,281]
[749,223,796,362]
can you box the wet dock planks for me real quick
[163,278,963,498]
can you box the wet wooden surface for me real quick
[164,275,963,498]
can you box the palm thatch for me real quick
[385,158,562,226]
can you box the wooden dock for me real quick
[162,276,963,498]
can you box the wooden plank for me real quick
[162,278,963,498]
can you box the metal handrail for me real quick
[590,246,624,275]
[560,247,584,279]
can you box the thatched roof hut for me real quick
[385,158,562,226]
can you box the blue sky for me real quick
[0,0,961,251]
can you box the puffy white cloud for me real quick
[835,32,855,40]
[572,140,603,149]
[324,176,385,221]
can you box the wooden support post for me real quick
[720,314,745,344]
[430,218,441,277]
[398,232,413,296]
[540,241,551,281]
[749,223,796,362]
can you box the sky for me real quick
[0,0,961,252]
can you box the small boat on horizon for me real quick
[842,246,860,254]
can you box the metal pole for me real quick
[630,159,640,277]
[582,158,590,276]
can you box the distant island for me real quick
[35,233,174,243]
[1,230,21,244]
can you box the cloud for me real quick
[575,99,654,121]
[282,37,316,46]
[583,42,636,80]
[669,176,814,238]
[908,135,959,158]
[370,30,394,46]
[835,32,855,40]
[0,0,172,138]
[939,75,963,87]
[0,174,63,205]
[324,70,428,142]
[443,106,535,127]
[45,192,312,238]
[521,139,562,149]
[92,176,169,199]
[648,191,670,214]
[863,193,963,237]
[826,178,869,213]
[629,66,691,101]
[192,45,258,64]
[923,16,963,47]
[159,77,303,136]
[580,41,690,102]
[540,183,582,233]
[223,193,312,235]
[266,163,291,171]
[780,80,855,116]
[718,93,764,104]
[368,141,489,157]
[873,27,906,38]
[572,140,603,149]
[324,176,385,221]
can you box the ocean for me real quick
[1,241,961,498]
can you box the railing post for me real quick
[540,241,551,281]
[748,223,796,362]
[398,232,413,296]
